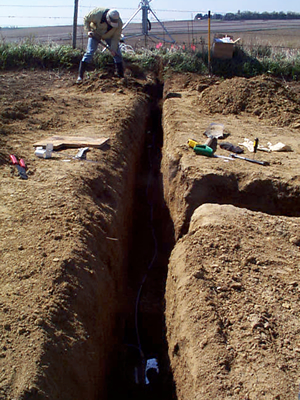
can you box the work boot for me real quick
[115,62,124,78]
[77,60,88,83]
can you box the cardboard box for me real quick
[212,36,240,59]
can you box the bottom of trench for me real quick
[107,101,177,400]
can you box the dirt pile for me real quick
[196,75,300,128]
[162,74,300,238]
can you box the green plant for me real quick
[0,39,82,70]
[0,39,299,81]
[162,51,207,73]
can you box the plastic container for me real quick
[35,147,46,158]
[35,144,53,159]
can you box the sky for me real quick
[1,0,300,28]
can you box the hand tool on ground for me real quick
[238,138,270,153]
[204,122,228,139]
[213,154,235,161]
[74,147,90,160]
[10,155,28,179]
[230,153,269,166]
[253,138,259,153]
[253,137,258,159]
[188,137,216,157]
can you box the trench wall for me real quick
[11,95,150,400]
[161,79,300,240]
[56,96,150,399]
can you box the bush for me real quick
[262,56,300,80]
[0,39,299,81]
[162,51,207,73]
[0,40,82,70]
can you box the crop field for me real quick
[1,19,300,51]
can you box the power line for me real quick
[0,5,74,7]
[0,16,73,19]
[0,5,201,13]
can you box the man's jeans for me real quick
[82,37,123,64]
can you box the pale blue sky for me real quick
[1,0,300,28]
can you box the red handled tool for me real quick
[10,155,28,180]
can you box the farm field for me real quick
[1,19,300,50]
[0,21,300,400]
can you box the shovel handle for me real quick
[9,154,18,165]
[231,154,269,166]
[19,159,26,169]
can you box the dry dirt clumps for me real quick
[165,204,300,400]
[165,73,300,128]
[195,75,300,128]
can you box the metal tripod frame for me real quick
[122,0,175,44]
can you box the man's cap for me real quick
[107,9,120,28]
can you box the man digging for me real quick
[77,7,124,83]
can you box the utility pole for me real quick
[122,0,175,44]
[72,0,79,49]
[208,10,211,73]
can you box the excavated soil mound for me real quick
[195,75,300,128]
[166,204,300,400]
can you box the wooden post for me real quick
[208,10,211,73]
[72,0,79,49]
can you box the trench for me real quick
[179,173,300,238]
[106,85,176,399]
[2,73,299,399]
[86,77,298,399]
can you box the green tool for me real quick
[193,144,214,157]
[188,136,215,157]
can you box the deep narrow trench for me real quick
[95,77,300,400]
[108,84,176,399]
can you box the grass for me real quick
[0,39,82,69]
[0,38,299,81]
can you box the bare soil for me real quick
[0,69,300,400]
[0,70,152,399]
[162,73,300,400]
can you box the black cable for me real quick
[134,131,158,360]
